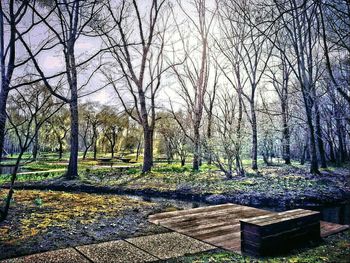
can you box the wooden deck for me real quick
[148,203,349,253]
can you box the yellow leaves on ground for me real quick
[0,190,153,245]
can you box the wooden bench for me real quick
[240,209,321,256]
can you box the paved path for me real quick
[16,169,66,175]
[0,232,215,263]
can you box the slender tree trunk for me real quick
[111,143,115,158]
[281,103,291,164]
[300,143,307,165]
[65,32,79,179]
[66,99,79,180]
[82,146,89,160]
[250,101,258,170]
[142,128,153,173]
[58,140,63,160]
[32,129,39,160]
[235,88,245,176]
[136,138,142,162]
[315,103,327,168]
[193,127,200,171]
[207,116,212,165]
[336,117,346,163]
[0,151,23,222]
[328,139,335,163]
[305,106,319,173]
[93,140,97,160]
[0,90,9,160]
[181,158,185,166]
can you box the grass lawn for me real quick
[79,162,350,206]
[2,159,349,207]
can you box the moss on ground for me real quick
[80,163,349,205]
[0,190,154,245]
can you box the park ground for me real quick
[1,155,350,262]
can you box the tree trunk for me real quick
[58,140,63,160]
[82,146,89,160]
[111,143,115,158]
[142,128,153,173]
[193,128,200,171]
[235,155,245,177]
[328,139,335,163]
[136,138,142,162]
[235,88,245,176]
[66,99,79,180]
[0,151,23,222]
[281,103,291,164]
[300,142,307,165]
[181,158,185,166]
[336,117,346,163]
[251,101,258,170]
[305,107,319,173]
[207,116,212,165]
[93,140,97,160]
[0,90,9,161]
[32,129,39,161]
[315,104,327,168]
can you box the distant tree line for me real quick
[0,0,349,181]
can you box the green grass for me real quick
[22,162,67,171]
[0,171,63,184]
[1,155,349,206]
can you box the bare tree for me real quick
[20,0,105,179]
[210,90,248,178]
[100,0,169,173]
[204,64,219,165]
[270,0,324,173]
[79,102,101,160]
[0,1,31,160]
[170,0,216,171]
[265,46,293,164]
[217,0,272,171]
[100,106,127,158]
[0,82,62,221]
[318,0,350,106]
[48,110,70,160]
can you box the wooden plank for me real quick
[239,209,303,225]
[320,221,349,237]
[192,224,240,240]
[157,206,248,225]
[215,239,241,251]
[203,230,241,243]
[241,209,318,226]
[175,210,270,233]
[154,204,265,226]
[159,208,252,228]
[258,210,319,226]
[162,207,269,230]
[148,203,236,223]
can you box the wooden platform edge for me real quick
[320,221,349,237]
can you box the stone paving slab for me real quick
[126,232,215,260]
[0,248,89,263]
[75,239,158,263]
